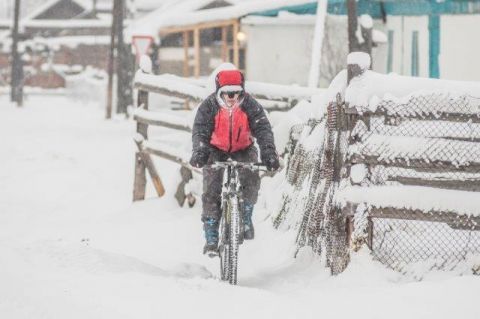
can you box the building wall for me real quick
[53,45,109,70]
[157,45,226,77]
[440,14,480,82]
[385,15,430,77]
[242,22,314,86]
[384,14,480,81]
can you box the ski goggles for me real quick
[223,91,242,98]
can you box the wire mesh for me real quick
[347,92,480,275]
[371,217,480,275]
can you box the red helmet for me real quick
[215,70,245,94]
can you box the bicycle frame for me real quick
[209,159,265,285]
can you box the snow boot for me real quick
[243,202,255,240]
[203,217,219,257]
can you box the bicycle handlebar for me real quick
[208,160,267,171]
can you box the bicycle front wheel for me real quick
[227,196,241,285]
[219,214,230,282]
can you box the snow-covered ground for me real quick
[0,93,479,319]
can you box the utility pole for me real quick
[10,0,22,106]
[116,0,128,115]
[106,0,118,119]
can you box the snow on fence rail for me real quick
[133,69,325,111]
[277,52,480,277]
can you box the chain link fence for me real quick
[345,91,480,276]
[275,59,480,277]
[274,101,350,275]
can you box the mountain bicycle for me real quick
[210,160,266,285]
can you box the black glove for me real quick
[262,150,280,171]
[190,150,209,168]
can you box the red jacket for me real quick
[192,93,276,158]
[210,104,252,152]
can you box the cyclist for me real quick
[189,68,280,256]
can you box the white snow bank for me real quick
[347,52,371,70]
[346,70,480,110]
[336,185,480,217]
[350,134,480,167]
[1,93,480,319]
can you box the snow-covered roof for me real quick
[0,18,112,29]
[22,0,89,21]
[242,11,316,26]
[34,35,111,49]
[127,0,316,39]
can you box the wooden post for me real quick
[10,0,21,106]
[106,0,117,119]
[347,52,370,84]
[221,26,228,62]
[232,20,240,67]
[367,216,373,249]
[133,90,149,201]
[347,0,358,53]
[115,0,128,115]
[194,28,200,78]
[183,31,190,77]
[360,23,373,56]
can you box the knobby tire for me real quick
[228,196,240,285]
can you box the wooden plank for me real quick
[367,217,373,249]
[133,152,147,201]
[134,138,165,197]
[369,206,480,231]
[144,146,194,170]
[134,82,203,103]
[345,107,480,124]
[221,26,228,62]
[194,27,200,78]
[183,31,189,77]
[175,166,195,207]
[388,176,480,192]
[232,20,239,67]
[136,90,149,137]
[349,154,480,173]
[133,113,192,132]
[133,90,149,201]
[159,18,238,35]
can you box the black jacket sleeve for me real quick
[243,94,277,159]
[191,94,216,155]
